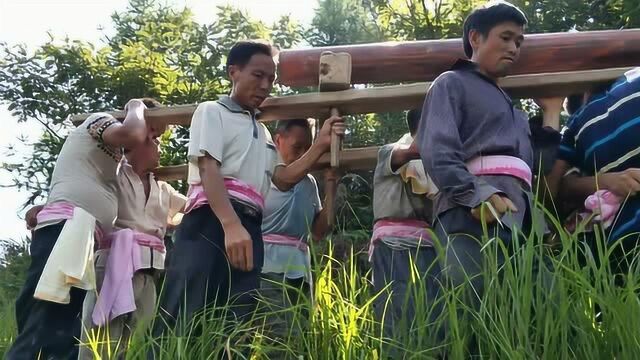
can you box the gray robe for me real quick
[417,59,537,292]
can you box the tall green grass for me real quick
[2,214,640,359]
[0,291,16,357]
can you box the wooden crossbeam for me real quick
[75,66,634,181]
[71,67,632,126]
[277,29,640,87]
[261,66,631,120]
[70,104,196,127]
[155,146,379,181]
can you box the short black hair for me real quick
[565,94,584,115]
[275,119,312,136]
[406,109,421,135]
[226,40,274,74]
[463,2,527,58]
[140,97,162,109]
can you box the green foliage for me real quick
[514,0,626,32]
[0,0,302,204]
[305,0,386,46]
[0,239,29,307]
[0,0,632,206]
[618,0,640,28]
[373,0,479,40]
[0,239,28,352]
[0,3,637,355]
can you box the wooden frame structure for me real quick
[72,67,633,126]
[71,30,640,182]
[277,29,640,87]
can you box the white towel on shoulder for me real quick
[34,207,96,304]
[394,134,439,199]
[400,160,439,199]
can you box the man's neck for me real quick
[229,93,256,113]
[468,57,499,83]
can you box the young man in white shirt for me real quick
[154,41,345,338]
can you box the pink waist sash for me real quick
[92,229,163,326]
[263,233,308,252]
[184,178,265,214]
[37,201,104,241]
[466,155,532,188]
[369,219,432,260]
[97,230,165,252]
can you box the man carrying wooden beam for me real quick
[27,136,188,359]
[259,119,333,345]
[152,41,345,342]
[547,67,640,283]
[7,98,165,360]
[417,2,534,352]
[370,108,439,347]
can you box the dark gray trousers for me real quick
[371,242,440,344]
[6,222,86,360]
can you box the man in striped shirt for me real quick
[549,67,640,276]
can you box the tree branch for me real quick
[33,116,63,140]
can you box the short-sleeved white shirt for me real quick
[187,96,281,198]
[111,162,187,269]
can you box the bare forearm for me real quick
[535,97,564,131]
[103,100,148,148]
[199,157,240,228]
[561,174,599,203]
[273,144,326,191]
[390,148,419,172]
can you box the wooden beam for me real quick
[277,29,640,87]
[318,51,352,227]
[154,146,380,181]
[261,67,633,120]
[318,51,351,167]
[72,67,631,126]
[70,104,195,127]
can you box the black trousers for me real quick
[153,201,264,337]
[6,222,86,360]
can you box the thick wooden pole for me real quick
[318,52,351,227]
[277,29,640,87]
[154,146,379,181]
[71,67,632,126]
